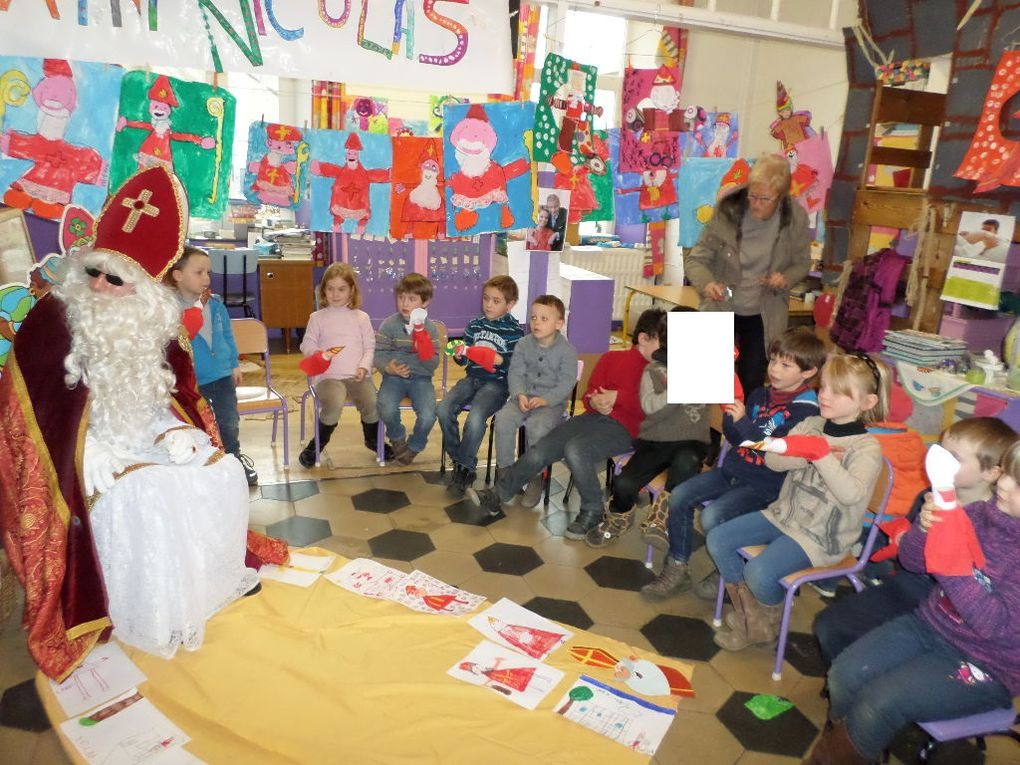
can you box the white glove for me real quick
[925,444,961,509]
[406,307,428,334]
[83,434,129,496]
[161,428,201,464]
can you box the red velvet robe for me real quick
[0,295,217,680]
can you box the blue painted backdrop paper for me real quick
[243,121,310,209]
[443,101,534,237]
[0,56,122,217]
[677,158,742,247]
[308,130,392,236]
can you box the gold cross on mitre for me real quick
[120,188,160,233]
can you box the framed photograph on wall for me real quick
[0,208,36,285]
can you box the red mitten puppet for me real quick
[299,352,331,376]
[923,444,986,576]
[769,434,831,461]
[408,307,435,361]
[182,304,204,339]
[457,344,498,373]
[869,517,912,563]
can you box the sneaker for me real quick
[519,474,546,509]
[238,454,259,486]
[640,491,671,551]
[585,509,634,549]
[809,580,839,598]
[640,558,691,601]
[446,465,476,498]
[564,510,602,541]
[468,487,506,518]
[396,448,418,466]
[389,440,408,463]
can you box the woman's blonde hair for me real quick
[820,353,890,424]
[748,153,792,197]
[316,263,361,309]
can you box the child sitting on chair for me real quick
[298,263,389,468]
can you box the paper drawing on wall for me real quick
[443,101,534,237]
[390,137,445,240]
[955,51,1020,194]
[569,645,695,699]
[610,128,679,225]
[534,53,600,164]
[244,122,309,208]
[0,56,121,220]
[448,639,565,710]
[309,131,391,236]
[619,65,698,173]
[685,112,739,159]
[345,96,388,135]
[770,81,815,151]
[389,118,428,137]
[112,71,235,219]
[551,130,612,223]
[677,157,751,247]
[785,134,833,216]
[429,94,467,135]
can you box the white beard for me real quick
[650,85,679,113]
[409,177,442,210]
[57,252,181,456]
[152,117,171,135]
[37,111,70,141]
[455,148,492,178]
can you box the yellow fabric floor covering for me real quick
[37,550,694,764]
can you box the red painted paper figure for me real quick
[551,133,609,223]
[311,133,390,235]
[638,65,688,134]
[569,645,694,698]
[619,168,678,211]
[459,659,537,693]
[448,104,530,231]
[487,616,564,660]
[249,123,302,206]
[116,75,215,172]
[696,112,738,158]
[956,51,1020,194]
[0,59,106,220]
[769,81,815,151]
[393,140,445,239]
[404,584,467,612]
[546,66,602,153]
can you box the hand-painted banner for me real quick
[682,112,739,159]
[533,53,598,164]
[111,71,235,220]
[608,128,678,226]
[243,121,309,209]
[677,157,750,247]
[443,101,534,237]
[309,130,391,237]
[390,136,445,240]
[548,130,613,223]
[1,2,512,94]
[0,56,122,220]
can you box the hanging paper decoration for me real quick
[955,51,1020,194]
[443,102,534,237]
[683,112,740,159]
[770,81,815,151]
[0,56,122,220]
[677,157,752,248]
[550,130,612,223]
[647,220,666,278]
[308,131,391,236]
[786,133,833,216]
[389,118,428,137]
[619,65,699,173]
[390,137,445,240]
[111,71,235,219]
[608,128,679,226]
[345,96,389,135]
[877,59,930,87]
[242,122,309,209]
[533,53,600,164]
[429,94,468,135]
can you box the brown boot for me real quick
[713,583,751,651]
[743,592,782,647]
[801,719,868,765]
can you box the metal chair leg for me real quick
[485,419,495,485]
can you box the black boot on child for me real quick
[361,420,394,461]
[299,421,337,469]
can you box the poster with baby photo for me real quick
[448,639,565,710]
[954,211,1014,264]
[526,187,570,252]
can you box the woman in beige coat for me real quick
[684,154,811,392]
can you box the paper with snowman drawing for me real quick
[389,569,485,616]
[325,558,408,599]
[468,598,572,661]
[448,639,565,710]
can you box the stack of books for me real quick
[266,228,314,258]
[882,329,968,366]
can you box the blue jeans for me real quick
[666,468,777,563]
[828,613,1013,761]
[706,511,812,605]
[496,413,632,515]
[377,374,437,454]
[199,375,240,458]
[436,377,508,472]
[814,570,934,667]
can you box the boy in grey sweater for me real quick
[492,295,578,506]
[375,273,441,465]
[586,308,709,548]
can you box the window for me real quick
[223,73,281,201]
[562,11,626,76]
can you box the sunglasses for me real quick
[84,266,125,287]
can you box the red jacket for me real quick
[582,346,648,438]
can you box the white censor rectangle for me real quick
[666,311,735,404]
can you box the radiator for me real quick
[559,246,654,326]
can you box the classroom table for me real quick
[621,284,812,338]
